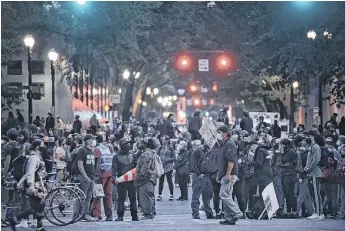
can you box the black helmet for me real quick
[7,128,18,140]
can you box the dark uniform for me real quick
[112,148,138,221]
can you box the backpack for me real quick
[70,147,82,176]
[11,154,28,182]
[200,148,219,175]
[319,147,330,168]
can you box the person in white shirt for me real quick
[56,138,67,183]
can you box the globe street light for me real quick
[123,69,130,80]
[153,88,159,95]
[172,95,177,101]
[135,72,141,79]
[292,81,299,89]
[157,96,163,104]
[76,0,86,5]
[307,30,316,40]
[48,49,58,117]
[142,101,147,107]
[24,34,35,123]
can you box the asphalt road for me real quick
[4,183,345,231]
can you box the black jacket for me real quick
[112,150,135,178]
[45,116,55,130]
[190,147,205,176]
[297,150,308,179]
[73,120,82,134]
[281,148,297,176]
[272,125,281,138]
[174,150,190,175]
[188,116,202,132]
[251,145,273,180]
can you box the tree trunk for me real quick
[122,74,135,121]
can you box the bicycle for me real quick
[1,177,23,228]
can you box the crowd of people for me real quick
[1,109,345,231]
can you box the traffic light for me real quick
[188,82,199,93]
[212,83,218,92]
[173,52,196,74]
[211,52,238,77]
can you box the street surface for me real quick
[4,182,345,231]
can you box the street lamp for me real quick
[123,69,130,80]
[292,81,299,89]
[172,95,177,101]
[142,101,147,107]
[168,96,173,101]
[76,0,86,5]
[24,34,35,124]
[307,30,316,40]
[48,49,58,117]
[157,96,163,104]
[167,101,172,107]
[135,72,141,79]
[153,88,159,95]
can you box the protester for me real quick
[188,109,202,140]
[89,114,99,135]
[163,114,176,139]
[240,110,253,134]
[45,112,55,132]
[76,134,97,221]
[73,115,82,134]
[174,141,189,201]
[157,136,176,201]
[55,138,67,183]
[92,135,113,221]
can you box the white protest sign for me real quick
[109,94,120,104]
[199,121,217,149]
[260,182,279,220]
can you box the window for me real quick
[32,61,45,75]
[7,61,22,75]
[32,82,45,97]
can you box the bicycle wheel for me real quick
[1,189,22,227]
[66,186,86,223]
[44,187,82,226]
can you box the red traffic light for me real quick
[211,52,238,77]
[174,52,196,74]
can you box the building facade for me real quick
[1,48,74,123]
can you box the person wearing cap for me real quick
[188,109,202,141]
[216,125,243,225]
[92,135,113,221]
[9,139,47,231]
[305,130,323,220]
[76,134,97,221]
[240,110,253,134]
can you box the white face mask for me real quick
[216,133,223,140]
[91,140,97,147]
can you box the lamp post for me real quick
[307,29,332,132]
[289,81,299,134]
[24,34,35,124]
[48,49,58,117]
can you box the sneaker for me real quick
[219,220,236,225]
[115,217,123,221]
[157,195,162,201]
[199,205,205,211]
[16,220,28,228]
[28,219,37,228]
[192,215,200,219]
[318,214,325,220]
[105,217,113,221]
[177,197,183,201]
[169,195,174,201]
[239,214,246,219]
[82,215,96,222]
[36,228,48,231]
[140,215,154,220]
[307,213,319,220]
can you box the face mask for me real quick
[336,141,341,146]
[305,138,312,145]
[216,133,223,140]
[325,145,332,150]
[299,147,306,152]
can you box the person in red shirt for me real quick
[92,135,114,221]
